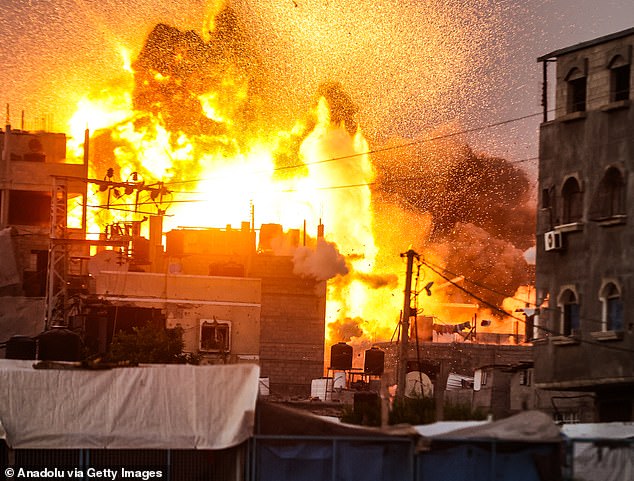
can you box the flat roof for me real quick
[538,26,634,62]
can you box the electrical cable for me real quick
[422,258,610,329]
[421,259,634,354]
[132,87,628,190]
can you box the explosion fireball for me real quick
[61,2,534,349]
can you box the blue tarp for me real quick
[256,440,412,481]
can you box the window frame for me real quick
[558,287,580,337]
[599,281,624,332]
[565,67,587,113]
[608,54,631,102]
[561,176,584,224]
[594,166,626,220]
[199,319,231,353]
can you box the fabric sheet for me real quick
[0,360,259,449]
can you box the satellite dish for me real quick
[405,371,434,398]
[88,250,128,277]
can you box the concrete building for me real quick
[93,271,262,364]
[0,125,87,341]
[382,341,533,419]
[1,124,327,397]
[535,27,634,421]
[473,363,595,423]
[89,225,327,397]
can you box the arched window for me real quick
[592,167,626,219]
[600,282,623,332]
[566,67,586,113]
[562,177,583,224]
[608,55,630,102]
[558,288,580,336]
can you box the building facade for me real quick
[0,126,87,341]
[535,27,634,421]
[90,225,328,397]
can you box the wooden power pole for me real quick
[397,249,418,399]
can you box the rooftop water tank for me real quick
[5,335,37,360]
[364,347,385,376]
[38,327,82,362]
[330,342,353,370]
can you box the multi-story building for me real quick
[1,123,327,398]
[92,224,327,397]
[0,124,87,340]
[535,27,634,421]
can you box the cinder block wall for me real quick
[250,255,327,398]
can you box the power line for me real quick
[126,87,624,190]
[421,259,634,354]
[422,258,608,329]
[84,204,172,216]
[86,155,539,208]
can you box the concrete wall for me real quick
[250,255,327,398]
[537,31,634,420]
[148,228,328,398]
[553,34,634,119]
[94,271,261,362]
[0,297,45,357]
[381,342,533,419]
[0,129,87,342]
[96,271,260,303]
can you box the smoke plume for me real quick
[293,238,349,281]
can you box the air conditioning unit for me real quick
[544,230,563,251]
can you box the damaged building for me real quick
[0,125,87,342]
[90,224,328,397]
[1,124,329,397]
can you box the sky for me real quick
[1,0,634,180]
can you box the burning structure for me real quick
[2,4,539,401]
[0,126,87,340]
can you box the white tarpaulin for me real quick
[430,410,561,443]
[562,423,634,481]
[0,360,260,449]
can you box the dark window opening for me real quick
[611,64,630,102]
[22,152,46,162]
[22,250,48,297]
[562,177,583,224]
[200,320,230,352]
[603,283,624,332]
[599,399,632,422]
[592,167,626,220]
[541,188,551,209]
[607,297,624,331]
[568,76,587,113]
[83,306,165,356]
[8,190,51,226]
[561,289,580,336]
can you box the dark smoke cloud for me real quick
[374,141,536,250]
[327,316,364,343]
[132,8,263,138]
[315,82,358,135]
[436,222,532,309]
[373,139,535,310]
[271,81,359,178]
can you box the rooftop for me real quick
[537,26,634,62]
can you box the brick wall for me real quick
[251,255,327,398]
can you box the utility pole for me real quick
[397,249,419,399]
